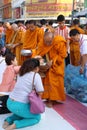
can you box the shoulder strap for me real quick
[32,72,36,90]
[0,58,5,64]
[45,53,50,62]
[10,31,18,44]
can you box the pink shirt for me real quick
[0,65,20,92]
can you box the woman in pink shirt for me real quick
[0,53,20,114]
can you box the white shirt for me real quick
[0,56,7,84]
[79,34,87,56]
[10,72,44,103]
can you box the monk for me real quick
[35,31,67,107]
[69,29,87,74]
[70,19,85,66]
[21,20,44,63]
[4,22,14,45]
[23,20,43,49]
[15,20,26,32]
[8,23,24,65]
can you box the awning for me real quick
[12,0,25,8]
[74,8,87,17]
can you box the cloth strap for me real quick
[32,73,36,90]
[10,31,18,44]
[45,53,50,62]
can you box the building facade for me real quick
[0,0,4,21]
[2,0,12,21]
[84,0,87,8]
[0,0,85,21]
[11,0,73,21]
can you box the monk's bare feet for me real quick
[45,100,53,108]
[2,121,9,129]
[5,123,16,130]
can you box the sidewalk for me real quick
[0,107,75,130]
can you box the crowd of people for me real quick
[0,15,87,130]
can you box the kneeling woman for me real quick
[3,58,44,130]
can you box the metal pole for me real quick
[71,0,74,25]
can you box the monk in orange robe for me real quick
[70,19,85,66]
[21,20,44,63]
[9,23,25,65]
[4,22,14,44]
[35,31,67,107]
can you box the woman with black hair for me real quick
[3,58,44,130]
[0,53,20,114]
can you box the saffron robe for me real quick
[70,26,85,66]
[5,28,14,44]
[10,30,24,65]
[21,27,44,63]
[36,36,67,101]
[22,27,43,49]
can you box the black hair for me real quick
[15,20,24,24]
[0,45,11,57]
[45,28,49,32]
[5,53,16,65]
[28,20,36,25]
[57,15,65,22]
[0,44,2,50]
[69,29,80,37]
[40,19,47,25]
[49,20,53,26]
[19,58,40,76]
[73,19,79,25]
[25,20,29,25]
[0,21,3,24]
[0,44,3,56]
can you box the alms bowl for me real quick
[21,49,32,56]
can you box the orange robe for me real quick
[36,36,67,101]
[23,27,43,49]
[21,27,44,63]
[5,28,14,44]
[11,30,24,65]
[70,26,85,66]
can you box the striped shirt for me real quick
[55,25,70,40]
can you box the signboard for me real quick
[26,0,56,3]
[4,0,11,4]
[26,3,72,18]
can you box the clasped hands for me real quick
[34,55,53,71]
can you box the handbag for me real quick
[28,73,45,114]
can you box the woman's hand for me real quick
[37,92,43,98]
[79,67,84,74]
[46,60,53,68]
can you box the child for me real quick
[0,53,20,114]
[55,14,70,66]
[3,58,44,130]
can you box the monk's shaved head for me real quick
[11,23,18,31]
[44,31,54,38]
[44,32,54,46]
[4,22,11,29]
